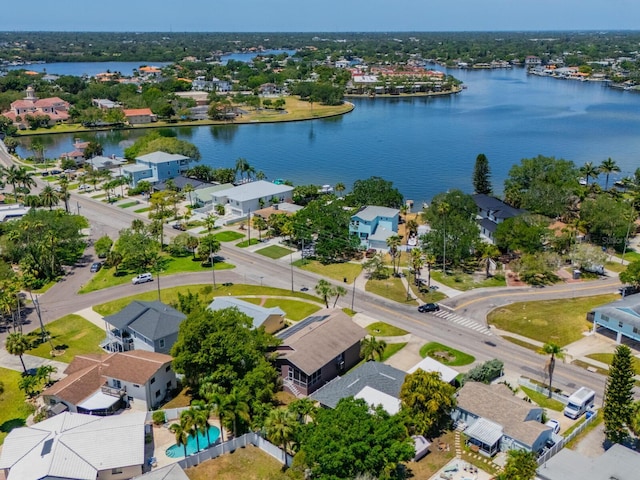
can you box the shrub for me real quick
[465,359,504,384]
[152,410,166,425]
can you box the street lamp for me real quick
[351,276,357,312]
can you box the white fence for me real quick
[518,377,569,404]
[146,407,191,423]
[537,411,599,465]
[177,432,293,469]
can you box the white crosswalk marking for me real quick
[433,309,492,336]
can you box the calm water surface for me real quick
[16,67,640,205]
[6,62,171,77]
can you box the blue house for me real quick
[349,206,400,249]
[589,294,640,343]
[121,151,192,187]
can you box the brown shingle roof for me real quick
[101,350,171,385]
[43,365,103,405]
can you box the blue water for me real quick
[15,67,640,206]
[6,61,171,77]
[165,424,221,458]
[220,49,297,65]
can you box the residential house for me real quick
[60,149,85,165]
[472,194,525,244]
[211,180,294,217]
[208,297,286,334]
[121,151,192,187]
[102,300,186,354]
[92,98,121,109]
[275,309,366,396]
[154,174,213,192]
[42,350,176,414]
[123,108,156,125]
[588,294,640,343]
[133,463,190,480]
[537,443,640,480]
[311,361,406,414]
[0,204,31,222]
[85,154,127,171]
[193,183,235,206]
[452,382,552,456]
[525,55,542,67]
[2,86,70,127]
[259,83,281,95]
[0,411,147,480]
[407,357,460,384]
[349,205,400,249]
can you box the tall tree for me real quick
[347,176,404,209]
[332,285,348,308]
[580,161,599,187]
[497,449,538,480]
[39,185,59,210]
[472,153,492,194]
[600,157,621,190]
[360,336,387,362]
[314,279,335,308]
[620,260,640,287]
[603,344,636,444]
[540,342,564,398]
[400,370,456,437]
[169,419,189,457]
[386,234,403,275]
[265,408,298,462]
[5,332,30,373]
[83,141,103,159]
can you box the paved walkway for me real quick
[0,348,68,378]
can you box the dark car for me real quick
[90,262,102,272]
[172,222,187,231]
[418,303,440,313]
[619,285,640,297]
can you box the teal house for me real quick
[122,151,192,187]
[349,205,400,249]
[588,294,640,343]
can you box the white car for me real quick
[545,419,560,434]
[78,184,90,192]
[132,273,153,285]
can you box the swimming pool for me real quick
[165,425,221,458]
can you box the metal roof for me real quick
[136,151,190,164]
[352,205,400,222]
[407,357,459,383]
[208,297,284,329]
[133,463,190,480]
[222,180,293,203]
[465,417,503,447]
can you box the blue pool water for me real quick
[165,425,221,458]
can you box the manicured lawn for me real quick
[487,294,618,347]
[236,238,261,248]
[293,259,362,284]
[621,250,640,263]
[212,231,245,242]
[184,444,291,480]
[93,284,323,316]
[78,255,235,293]
[91,193,105,199]
[409,283,448,303]
[571,359,609,376]
[520,386,565,411]
[134,207,151,213]
[381,342,407,361]
[118,201,139,209]
[430,270,506,291]
[255,245,293,259]
[586,353,640,374]
[26,314,105,363]
[0,368,35,445]
[240,298,322,321]
[420,342,476,367]
[605,261,626,273]
[366,321,409,337]
[502,336,540,352]
[366,276,417,305]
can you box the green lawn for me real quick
[621,250,640,263]
[604,261,627,273]
[366,321,409,337]
[26,314,105,363]
[487,294,618,347]
[366,276,417,305]
[430,271,506,291]
[586,353,640,374]
[79,255,235,293]
[409,283,448,303]
[240,297,322,321]
[520,386,565,411]
[134,207,151,213]
[236,238,261,248]
[93,284,324,316]
[293,259,362,284]
[419,341,476,367]
[212,231,245,242]
[381,342,408,361]
[91,193,106,199]
[118,201,139,209]
[502,336,540,352]
[0,368,35,445]
[255,245,293,259]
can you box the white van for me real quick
[563,387,595,419]
[132,273,153,285]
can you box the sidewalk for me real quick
[0,349,67,378]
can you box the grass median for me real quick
[294,259,362,284]
[420,341,475,367]
[0,368,36,445]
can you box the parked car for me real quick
[90,262,102,273]
[619,285,640,297]
[78,184,90,191]
[545,419,560,434]
[132,273,153,285]
[418,303,440,313]
[172,222,187,231]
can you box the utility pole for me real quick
[351,276,356,312]
[210,243,217,290]
[290,250,294,292]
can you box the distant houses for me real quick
[1,86,70,128]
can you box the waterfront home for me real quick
[211,180,294,217]
[92,98,121,109]
[122,151,192,187]
[123,107,156,125]
[0,411,147,480]
[472,194,525,244]
[60,149,85,165]
[588,294,640,343]
[85,154,127,171]
[275,309,366,397]
[208,297,286,334]
[2,86,70,127]
[42,350,176,414]
[349,205,400,250]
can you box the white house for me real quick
[208,297,286,333]
[0,411,147,480]
[211,180,294,217]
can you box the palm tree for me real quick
[39,185,59,210]
[180,409,200,452]
[541,342,564,398]
[6,332,30,373]
[360,336,387,362]
[410,248,425,285]
[18,167,36,193]
[478,243,500,279]
[287,398,317,424]
[314,279,335,308]
[36,364,57,386]
[406,218,419,238]
[58,177,70,213]
[204,213,217,233]
[600,157,621,190]
[225,387,251,438]
[206,387,229,446]
[580,162,599,186]
[252,215,267,241]
[169,419,189,457]
[183,183,195,207]
[424,253,436,288]
[4,165,21,202]
[264,408,298,461]
[234,157,251,182]
[334,182,346,197]
[386,234,403,275]
[332,285,348,308]
[191,400,213,447]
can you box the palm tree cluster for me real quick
[580,157,622,190]
[0,165,36,202]
[314,279,348,308]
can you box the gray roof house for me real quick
[589,293,640,343]
[537,443,640,480]
[349,205,400,250]
[102,300,186,354]
[472,194,525,244]
[0,411,147,480]
[122,151,192,187]
[310,361,406,414]
[452,382,552,456]
[134,464,190,480]
[211,180,294,217]
[84,154,127,171]
[208,297,286,333]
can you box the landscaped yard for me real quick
[381,342,407,361]
[0,367,35,445]
[26,314,105,363]
[212,231,245,242]
[487,294,618,346]
[79,255,235,293]
[409,283,448,303]
[366,321,409,337]
[293,259,362,284]
[134,207,151,213]
[520,386,565,411]
[236,238,261,248]
[430,270,506,291]
[240,297,322,321]
[366,276,417,305]
[420,342,476,367]
[255,245,293,259]
[117,201,139,209]
[93,284,324,316]
[586,353,640,374]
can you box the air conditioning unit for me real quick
[338,361,345,370]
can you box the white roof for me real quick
[122,164,152,173]
[77,390,121,411]
[208,297,284,329]
[352,206,400,222]
[224,180,293,203]
[407,357,459,383]
[136,151,190,164]
[465,417,503,446]
[354,385,401,415]
[0,204,30,222]
[0,411,146,480]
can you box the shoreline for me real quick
[344,86,462,99]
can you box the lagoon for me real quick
[15,67,640,206]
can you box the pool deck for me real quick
[428,459,493,480]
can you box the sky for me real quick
[2,0,639,32]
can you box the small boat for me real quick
[578,177,587,186]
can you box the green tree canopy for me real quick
[496,449,538,480]
[347,176,404,209]
[580,196,634,250]
[124,131,201,160]
[620,261,640,287]
[472,153,492,194]
[603,344,636,444]
[494,214,550,253]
